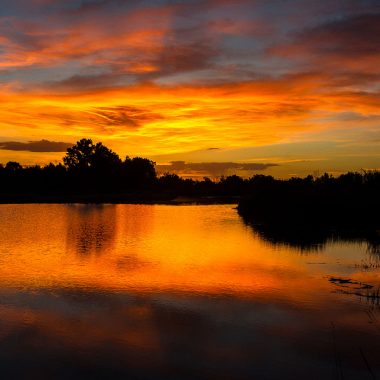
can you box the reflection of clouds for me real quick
[0,289,379,379]
[65,204,117,256]
[116,254,148,272]
[1,203,380,377]
[117,204,155,246]
[113,205,156,273]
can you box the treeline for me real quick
[0,138,268,201]
[0,140,155,199]
[238,171,380,229]
[1,139,380,207]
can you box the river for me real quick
[0,204,379,379]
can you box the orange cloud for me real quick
[0,74,379,165]
[0,1,379,174]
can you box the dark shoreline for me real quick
[237,189,380,252]
[0,194,241,205]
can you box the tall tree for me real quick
[63,139,121,171]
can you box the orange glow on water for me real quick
[0,204,377,303]
[0,204,379,378]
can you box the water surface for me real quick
[0,204,379,379]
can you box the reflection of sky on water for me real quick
[0,205,379,379]
[0,289,378,379]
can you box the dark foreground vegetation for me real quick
[237,171,380,252]
[0,138,257,203]
[1,138,380,245]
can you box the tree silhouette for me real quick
[5,161,22,171]
[123,157,156,186]
[63,139,121,171]
[1,137,380,211]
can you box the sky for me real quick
[0,0,379,177]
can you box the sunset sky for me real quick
[0,0,379,177]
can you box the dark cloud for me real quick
[69,0,132,14]
[0,139,72,152]
[265,11,380,95]
[49,73,126,90]
[271,12,380,63]
[157,161,278,177]
[312,13,380,57]
[155,41,218,75]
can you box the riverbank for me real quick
[0,193,240,205]
[237,172,380,226]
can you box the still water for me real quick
[0,204,379,379]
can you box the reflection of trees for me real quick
[65,204,117,256]
[237,170,380,253]
[367,240,380,256]
[241,214,380,254]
